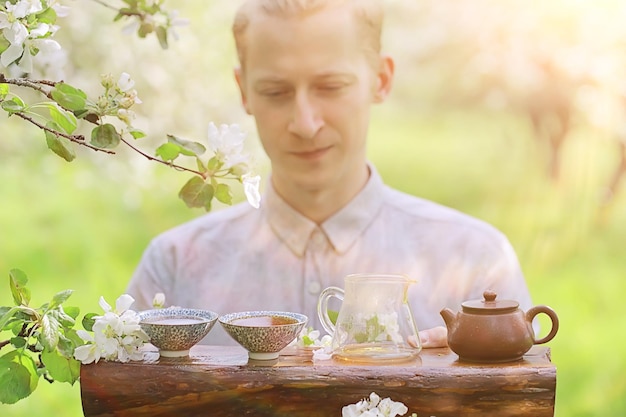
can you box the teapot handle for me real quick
[526,305,559,345]
[317,286,344,336]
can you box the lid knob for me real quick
[483,290,497,302]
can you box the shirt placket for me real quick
[303,227,328,329]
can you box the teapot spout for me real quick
[440,308,457,330]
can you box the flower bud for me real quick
[101,73,115,89]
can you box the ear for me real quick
[373,55,394,103]
[234,67,251,115]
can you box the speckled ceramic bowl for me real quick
[219,311,308,360]
[138,307,218,357]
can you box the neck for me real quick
[272,164,370,224]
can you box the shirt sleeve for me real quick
[125,238,173,311]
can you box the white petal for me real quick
[1,43,24,67]
[5,21,28,44]
[26,0,44,15]
[74,344,99,364]
[207,122,220,152]
[0,13,10,29]
[152,292,165,308]
[16,45,32,73]
[121,20,140,35]
[32,38,60,54]
[117,72,134,92]
[99,296,112,312]
[76,329,94,342]
[52,4,71,18]
[29,23,50,38]
[115,294,135,313]
[243,174,261,209]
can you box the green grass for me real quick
[1,109,625,416]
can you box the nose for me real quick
[287,91,323,140]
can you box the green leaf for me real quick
[51,83,87,112]
[156,25,168,49]
[196,158,208,173]
[178,176,214,210]
[62,306,80,320]
[0,83,8,99]
[0,35,8,54]
[51,306,76,328]
[1,97,26,114]
[63,328,84,352]
[45,121,76,162]
[155,142,181,161]
[215,183,233,205]
[36,7,57,24]
[0,360,34,404]
[47,103,78,134]
[10,337,26,348]
[138,22,154,38]
[9,269,30,306]
[0,306,16,330]
[49,289,73,310]
[82,313,98,332]
[129,128,146,139]
[0,351,39,404]
[166,134,206,157]
[9,320,25,335]
[207,156,222,171]
[40,313,60,351]
[90,123,121,148]
[41,349,80,385]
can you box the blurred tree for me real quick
[386,0,626,209]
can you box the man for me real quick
[126,0,533,347]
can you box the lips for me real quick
[291,145,333,160]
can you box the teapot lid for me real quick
[461,290,518,313]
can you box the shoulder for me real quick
[150,202,258,248]
[381,186,511,248]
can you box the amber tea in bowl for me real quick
[219,311,307,360]
[139,307,218,357]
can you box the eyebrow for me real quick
[253,72,358,87]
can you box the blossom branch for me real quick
[89,0,119,12]
[13,112,116,154]
[0,74,55,100]
[120,137,207,178]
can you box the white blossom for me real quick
[207,122,248,169]
[164,10,189,41]
[117,72,135,92]
[152,292,166,308]
[74,294,149,365]
[1,19,60,72]
[117,108,136,125]
[342,392,409,417]
[5,0,43,19]
[242,173,261,209]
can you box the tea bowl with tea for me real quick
[219,310,307,360]
[138,307,218,357]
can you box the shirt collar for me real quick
[264,164,386,257]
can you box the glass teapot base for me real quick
[333,343,421,364]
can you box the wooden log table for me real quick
[80,345,556,417]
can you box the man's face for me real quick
[236,6,392,195]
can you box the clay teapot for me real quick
[440,290,559,363]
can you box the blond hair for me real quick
[232,0,385,70]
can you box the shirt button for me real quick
[308,281,321,295]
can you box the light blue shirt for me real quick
[127,165,532,345]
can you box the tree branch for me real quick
[120,137,207,178]
[14,112,116,154]
[0,74,56,100]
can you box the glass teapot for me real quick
[317,273,421,363]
